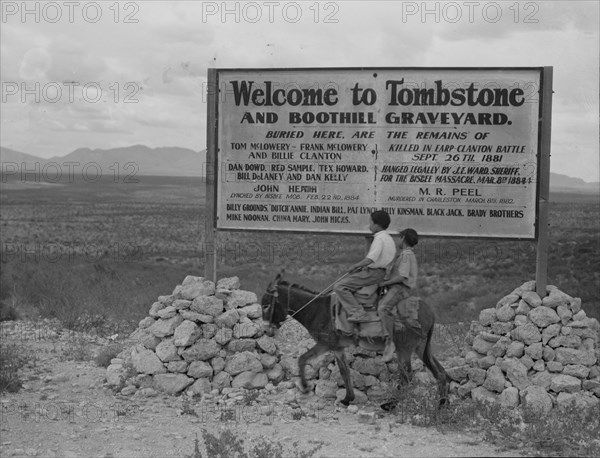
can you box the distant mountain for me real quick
[0,147,45,165]
[549,172,599,193]
[1,145,598,191]
[1,145,206,177]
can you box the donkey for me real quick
[261,273,450,409]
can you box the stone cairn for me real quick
[106,275,282,396]
[105,275,406,403]
[446,281,600,413]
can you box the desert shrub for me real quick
[242,388,261,405]
[187,428,324,458]
[0,343,27,393]
[180,397,198,417]
[59,337,92,362]
[486,402,600,457]
[384,382,600,456]
[0,268,19,322]
[386,383,480,431]
[2,258,148,336]
[201,429,245,458]
[0,302,19,322]
[94,342,124,367]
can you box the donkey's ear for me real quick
[275,269,285,282]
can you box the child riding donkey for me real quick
[333,210,421,362]
[333,210,395,323]
[378,228,422,362]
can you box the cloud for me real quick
[432,1,599,42]
[0,0,597,182]
[19,47,52,80]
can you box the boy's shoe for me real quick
[381,339,396,362]
[347,312,369,323]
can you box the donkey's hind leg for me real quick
[415,329,450,407]
[333,349,354,406]
[298,343,329,393]
[380,329,417,411]
[395,329,417,384]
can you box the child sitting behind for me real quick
[377,228,421,362]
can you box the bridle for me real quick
[263,284,279,325]
[264,277,326,325]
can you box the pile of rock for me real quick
[275,332,408,404]
[106,276,283,396]
[105,275,403,403]
[447,281,600,412]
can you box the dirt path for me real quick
[0,325,526,458]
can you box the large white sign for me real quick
[213,68,545,238]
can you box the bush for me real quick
[0,302,19,322]
[0,268,19,322]
[94,342,124,368]
[187,428,324,458]
[0,344,27,393]
[382,380,600,457]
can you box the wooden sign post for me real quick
[535,67,553,298]
[205,68,218,283]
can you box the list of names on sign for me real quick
[215,68,542,238]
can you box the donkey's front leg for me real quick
[298,343,328,393]
[333,349,354,406]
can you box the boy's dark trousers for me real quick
[333,268,386,320]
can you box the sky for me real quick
[1,0,599,182]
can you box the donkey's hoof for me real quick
[295,379,310,394]
[299,381,310,394]
[380,401,397,412]
[341,398,351,407]
[438,397,450,408]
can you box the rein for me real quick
[289,284,327,318]
[287,272,350,318]
[265,272,349,323]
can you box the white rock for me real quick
[147,315,184,338]
[528,306,560,328]
[217,276,241,290]
[131,347,166,375]
[479,308,497,326]
[521,291,542,308]
[224,352,263,376]
[181,339,220,362]
[499,387,520,408]
[156,306,177,319]
[173,321,202,347]
[233,322,260,339]
[214,309,239,328]
[550,374,582,393]
[555,348,597,366]
[471,386,498,405]
[557,392,600,410]
[190,296,224,317]
[187,361,213,379]
[225,290,258,309]
[496,294,520,308]
[521,385,552,415]
[155,339,180,362]
[240,304,262,319]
